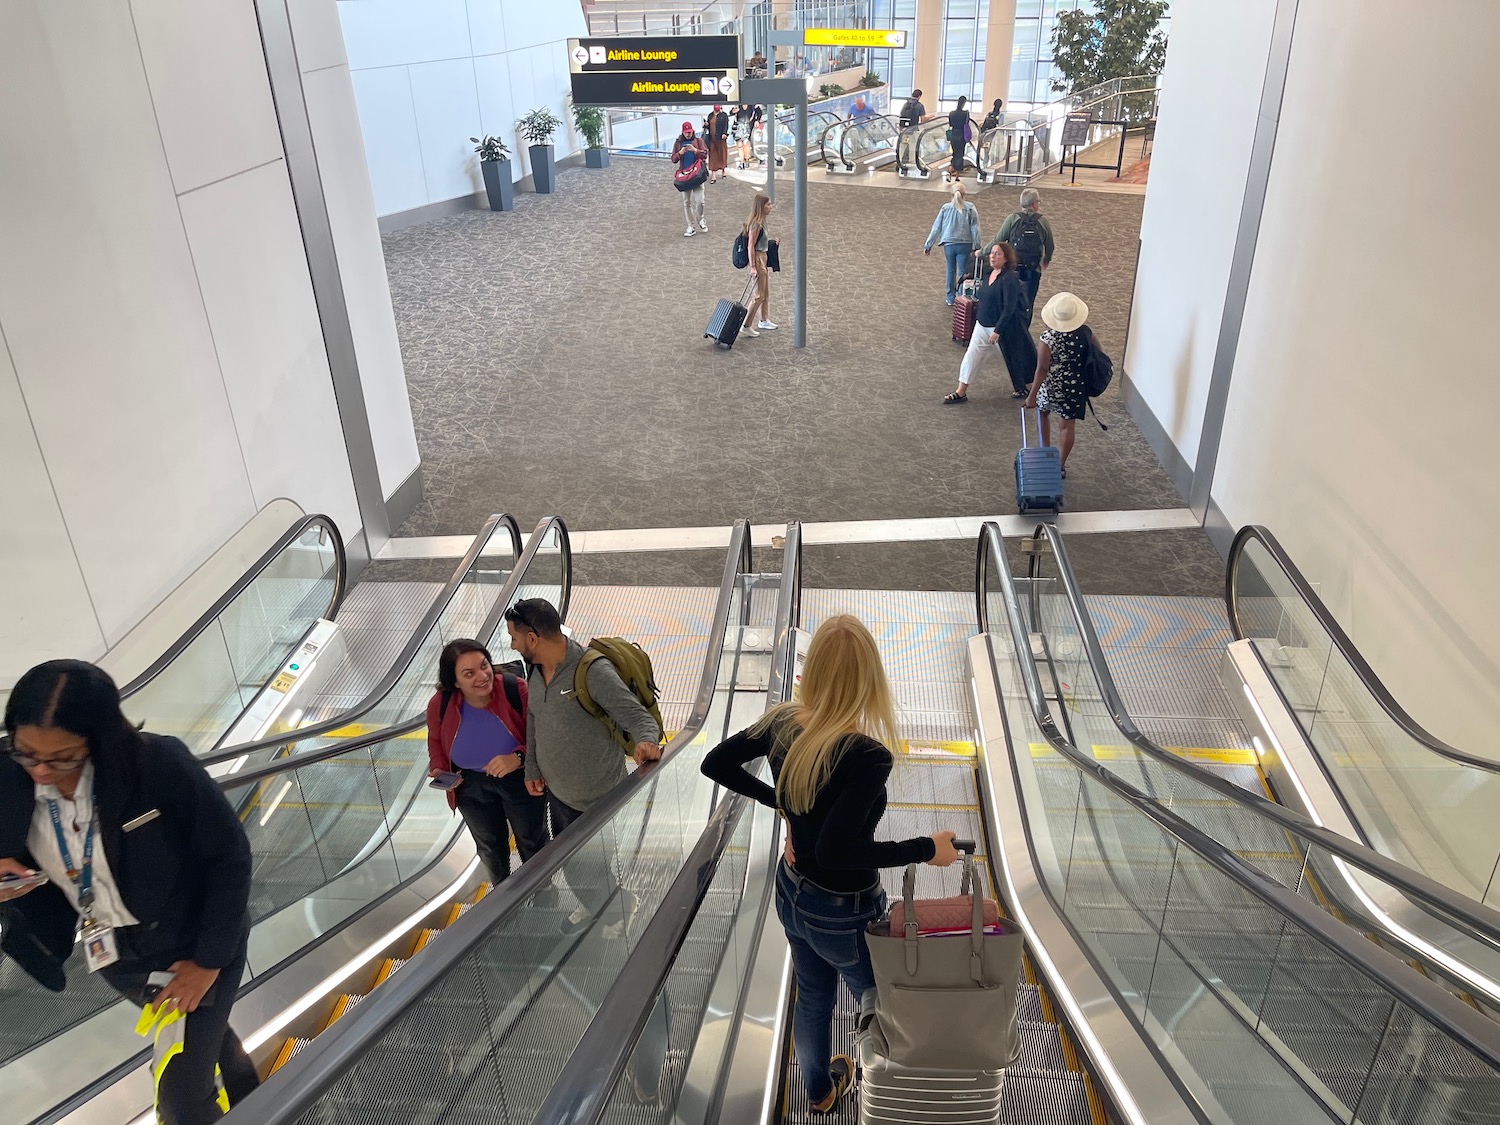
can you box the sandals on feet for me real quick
[942,392,968,405]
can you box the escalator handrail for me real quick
[118,512,347,699]
[226,520,757,1124]
[1225,523,1495,773]
[196,513,526,767]
[1009,521,1500,953]
[209,515,563,791]
[533,526,801,1125]
[978,521,1500,1073]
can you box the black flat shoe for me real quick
[942,392,968,404]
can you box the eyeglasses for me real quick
[4,743,89,772]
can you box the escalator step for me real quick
[371,958,407,988]
[410,929,440,954]
[270,1037,309,1075]
[322,991,366,1031]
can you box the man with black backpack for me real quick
[505,598,663,935]
[989,187,1055,324]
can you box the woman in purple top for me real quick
[425,639,549,884]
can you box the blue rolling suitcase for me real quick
[1015,407,1064,514]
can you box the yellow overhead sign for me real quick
[803,28,908,49]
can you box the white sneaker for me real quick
[684,226,695,237]
[743,326,760,338]
[757,320,778,330]
[603,891,640,939]
[698,219,708,232]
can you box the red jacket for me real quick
[425,675,528,811]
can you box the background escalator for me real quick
[1008,522,1500,1009]
[2,515,555,1124]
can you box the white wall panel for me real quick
[0,2,257,643]
[0,327,107,682]
[129,0,286,194]
[505,48,537,177]
[288,0,349,72]
[348,66,429,215]
[302,65,421,498]
[466,0,508,56]
[178,161,362,536]
[1193,0,1500,750]
[1123,0,1276,467]
[336,0,472,70]
[408,58,483,203]
[473,53,519,170]
[501,0,583,53]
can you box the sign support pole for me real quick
[743,75,807,349]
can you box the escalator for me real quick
[227,524,1500,1125]
[753,110,841,169]
[820,115,901,174]
[6,517,774,1125]
[896,118,977,180]
[1005,521,1500,1007]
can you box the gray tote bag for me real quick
[866,855,1023,1071]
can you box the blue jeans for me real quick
[775,861,887,1103]
[943,242,972,304]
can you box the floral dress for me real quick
[1038,327,1089,421]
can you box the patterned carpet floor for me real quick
[381,157,1222,594]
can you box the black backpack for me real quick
[1080,329,1113,430]
[1008,212,1046,269]
[731,229,750,269]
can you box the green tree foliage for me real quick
[1051,0,1169,94]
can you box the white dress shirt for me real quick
[26,762,139,928]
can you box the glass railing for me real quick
[1228,526,1500,906]
[200,514,531,770]
[896,116,976,177]
[217,521,784,1125]
[119,513,345,755]
[821,114,899,170]
[1,518,565,1123]
[753,110,840,167]
[1011,521,1500,1008]
[979,523,1500,1124]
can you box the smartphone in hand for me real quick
[0,871,50,892]
[428,770,462,791]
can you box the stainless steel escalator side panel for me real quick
[1225,638,1500,1005]
[968,633,1209,1125]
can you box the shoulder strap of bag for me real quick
[500,672,522,716]
[439,689,455,724]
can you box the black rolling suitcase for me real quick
[706,276,755,349]
[1015,406,1064,514]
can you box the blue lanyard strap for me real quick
[46,798,96,914]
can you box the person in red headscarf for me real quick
[704,104,730,183]
[671,120,708,236]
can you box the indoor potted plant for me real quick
[470,135,513,211]
[573,105,609,169]
[518,108,563,193]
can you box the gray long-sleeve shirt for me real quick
[524,638,662,812]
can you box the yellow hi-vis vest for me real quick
[134,1001,230,1119]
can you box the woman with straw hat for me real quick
[1026,291,1094,477]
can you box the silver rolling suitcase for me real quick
[857,1028,1003,1125]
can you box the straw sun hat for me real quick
[1041,292,1088,333]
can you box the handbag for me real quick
[674,144,708,191]
[866,852,1023,1071]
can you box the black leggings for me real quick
[106,940,259,1125]
[455,768,550,883]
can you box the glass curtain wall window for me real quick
[867,0,918,96]
[939,0,989,107]
[1010,0,1171,108]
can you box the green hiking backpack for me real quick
[573,638,665,755]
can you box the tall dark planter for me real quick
[481,158,514,211]
[529,143,556,193]
[585,147,609,169]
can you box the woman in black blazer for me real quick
[0,660,258,1124]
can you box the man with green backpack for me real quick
[504,598,663,935]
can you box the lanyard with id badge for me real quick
[46,797,119,971]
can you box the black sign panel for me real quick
[568,36,742,106]
[1060,111,1092,148]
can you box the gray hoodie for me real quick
[524,638,662,812]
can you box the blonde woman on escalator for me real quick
[701,616,960,1116]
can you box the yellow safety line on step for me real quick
[900,739,977,758]
[1029,742,1255,765]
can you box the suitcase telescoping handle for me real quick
[740,273,756,306]
[1021,406,1039,449]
